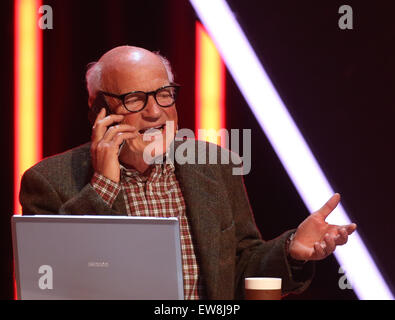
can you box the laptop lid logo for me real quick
[38,265,53,290]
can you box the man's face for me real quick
[102,53,178,161]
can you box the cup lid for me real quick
[245,277,282,290]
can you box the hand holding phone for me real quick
[90,100,138,183]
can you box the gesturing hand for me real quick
[90,108,138,183]
[288,193,357,261]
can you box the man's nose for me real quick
[142,95,161,119]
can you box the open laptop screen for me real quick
[12,215,184,300]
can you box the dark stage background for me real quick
[1,0,395,299]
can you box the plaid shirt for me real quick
[91,161,203,300]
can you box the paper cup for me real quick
[245,277,282,300]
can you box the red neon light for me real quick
[195,22,225,145]
[14,0,43,216]
[13,0,43,299]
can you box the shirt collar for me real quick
[120,151,175,182]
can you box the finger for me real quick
[91,108,106,145]
[93,107,106,126]
[113,131,139,147]
[334,228,348,246]
[102,124,138,142]
[323,233,336,254]
[345,223,357,235]
[92,114,125,143]
[313,242,326,259]
[315,193,341,220]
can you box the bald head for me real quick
[99,46,155,68]
[100,45,151,61]
[86,46,174,107]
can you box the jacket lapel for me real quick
[112,190,128,215]
[175,161,222,299]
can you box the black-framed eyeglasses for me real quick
[100,84,180,113]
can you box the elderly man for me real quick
[20,45,356,299]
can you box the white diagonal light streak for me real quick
[190,0,393,300]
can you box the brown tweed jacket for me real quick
[19,140,314,299]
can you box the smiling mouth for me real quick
[138,124,166,135]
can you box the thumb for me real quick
[315,193,341,220]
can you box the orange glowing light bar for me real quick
[195,22,225,145]
[14,0,43,215]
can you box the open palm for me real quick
[289,193,357,261]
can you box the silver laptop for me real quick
[12,215,184,300]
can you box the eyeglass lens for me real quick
[124,86,177,112]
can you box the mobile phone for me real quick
[88,91,112,125]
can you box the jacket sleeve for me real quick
[19,166,120,216]
[222,163,315,299]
